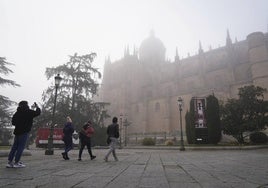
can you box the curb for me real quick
[1,145,267,157]
[0,150,32,157]
[114,145,268,150]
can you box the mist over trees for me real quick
[36,53,109,136]
[0,57,20,127]
[221,85,268,144]
[185,86,268,145]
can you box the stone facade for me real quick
[98,31,268,139]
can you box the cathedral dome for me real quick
[139,31,166,63]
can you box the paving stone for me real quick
[0,148,267,187]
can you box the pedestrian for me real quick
[104,117,119,162]
[62,116,74,160]
[6,101,41,168]
[78,121,96,161]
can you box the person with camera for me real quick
[6,101,41,168]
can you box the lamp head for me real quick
[54,74,62,87]
[177,97,183,109]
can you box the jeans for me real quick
[63,137,73,153]
[8,133,29,163]
[105,137,118,160]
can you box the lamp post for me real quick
[119,114,123,149]
[177,97,185,151]
[45,74,62,155]
[123,118,131,146]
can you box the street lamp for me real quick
[45,74,62,155]
[119,114,123,149]
[123,118,131,146]
[177,97,185,151]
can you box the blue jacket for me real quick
[63,122,74,138]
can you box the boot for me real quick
[88,149,96,160]
[61,152,67,160]
[65,152,70,160]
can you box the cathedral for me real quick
[98,30,268,143]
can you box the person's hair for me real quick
[83,123,88,129]
[18,101,29,110]
[19,101,28,107]
[112,117,118,123]
[66,116,72,123]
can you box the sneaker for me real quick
[13,162,26,168]
[6,162,13,168]
[78,158,82,161]
[104,157,108,162]
[91,156,96,160]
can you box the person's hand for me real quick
[34,102,38,108]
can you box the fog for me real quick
[1,0,268,105]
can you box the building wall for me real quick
[99,31,268,139]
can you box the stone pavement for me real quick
[0,148,268,188]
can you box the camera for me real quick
[31,102,38,109]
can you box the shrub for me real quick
[185,100,196,144]
[250,132,268,144]
[165,140,174,146]
[142,138,155,146]
[206,95,222,144]
[91,126,107,146]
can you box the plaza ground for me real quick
[0,147,268,188]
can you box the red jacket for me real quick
[84,126,94,137]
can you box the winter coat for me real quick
[79,125,94,144]
[12,106,41,135]
[63,122,74,142]
[107,123,119,138]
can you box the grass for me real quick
[0,146,10,150]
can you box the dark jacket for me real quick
[107,123,119,138]
[12,106,41,135]
[63,122,74,141]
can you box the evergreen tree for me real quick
[0,57,20,126]
[185,99,195,144]
[41,53,102,127]
[206,95,221,144]
[221,85,268,143]
[33,53,109,145]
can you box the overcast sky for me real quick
[1,0,268,106]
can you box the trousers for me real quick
[8,132,29,163]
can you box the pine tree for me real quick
[0,57,20,126]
